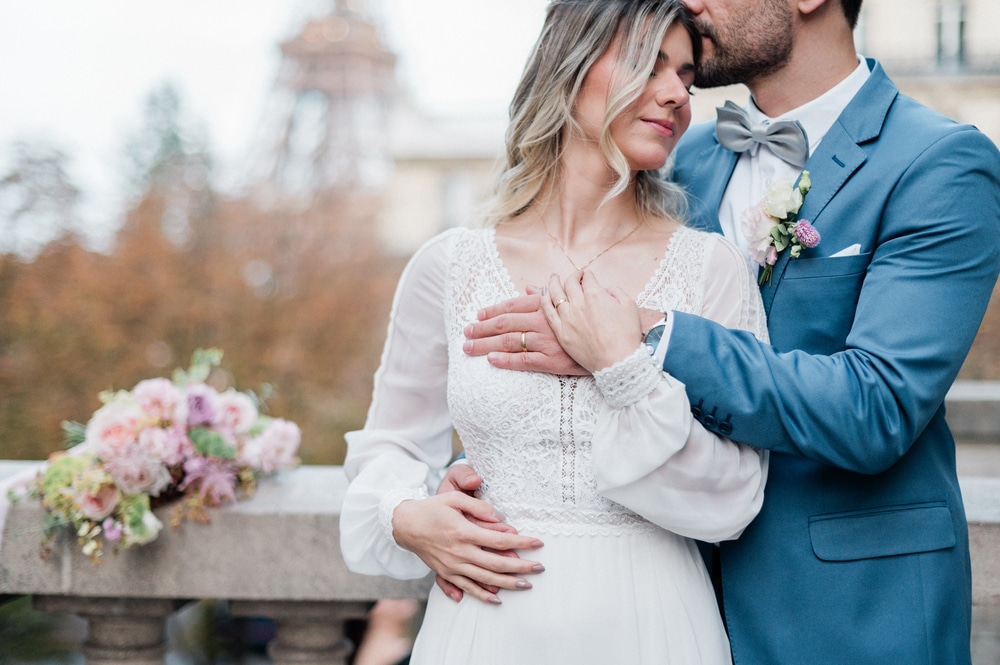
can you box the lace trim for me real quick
[594,346,662,409]
[378,486,429,550]
[498,503,657,537]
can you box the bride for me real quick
[339,1,768,662]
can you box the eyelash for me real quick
[648,70,696,95]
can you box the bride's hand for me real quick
[540,270,643,373]
[392,493,545,605]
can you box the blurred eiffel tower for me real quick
[252,0,397,207]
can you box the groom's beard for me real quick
[692,8,794,89]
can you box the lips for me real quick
[642,118,675,137]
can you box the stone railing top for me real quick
[2,462,999,606]
[963,477,1000,524]
[0,464,431,603]
[948,380,1000,401]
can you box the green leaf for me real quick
[189,427,236,459]
[62,420,87,447]
[184,348,223,384]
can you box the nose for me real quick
[681,0,704,14]
[655,72,690,108]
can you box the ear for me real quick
[797,0,829,15]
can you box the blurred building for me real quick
[249,0,501,257]
[254,0,1000,256]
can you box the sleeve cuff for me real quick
[593,345,663,409]
[378,486,429,551]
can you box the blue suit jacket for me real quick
[667,60,1000,664]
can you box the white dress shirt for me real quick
[719,57,871,258]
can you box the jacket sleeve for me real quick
[665,127,1000,473]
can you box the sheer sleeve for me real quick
[339,231,458,579]
[593,234,769,542]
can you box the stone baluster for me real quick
[229,600,372,665]
[33,596,181,665]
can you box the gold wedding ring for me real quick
[520,331,528,352]
[553,298,569,310]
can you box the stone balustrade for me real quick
[0,464,431,665]
[1,379,998,664]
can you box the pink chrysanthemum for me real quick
[793,220,821,248]
[179,456,238,506]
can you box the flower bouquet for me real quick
[24,349,300,563]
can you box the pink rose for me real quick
[137,426,189,467]
[215,389,258,435]
[76,481,121,521]
[242,418,301,474]
[85,399,143,461]
[133,378,188,426]
[102,442,173,496]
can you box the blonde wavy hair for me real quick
[480,0,700,227]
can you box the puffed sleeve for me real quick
[593,234,769,542]
[339,230,459,579]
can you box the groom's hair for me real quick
[841,0,863,29]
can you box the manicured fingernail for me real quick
[450,592,462,602]
[532,564,546,573]
[516,580,532,589]
[488,595,502,605]
[530,539,544,549]
[464,325,472,337]
[463,340,473,352]
[493,510,506,521]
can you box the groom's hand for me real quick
[433,463,532,602]
[463,287,587,376]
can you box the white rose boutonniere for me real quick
[741,171,820,285]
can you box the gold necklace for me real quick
[546,222,642,271]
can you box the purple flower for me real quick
[102,518,123,543]
[179,456,238,506]
[186,384,219,427]
[793,220,821,248]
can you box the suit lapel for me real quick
[760,60,899,314]
[677,136,738,235]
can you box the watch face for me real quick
[644,324,666,350]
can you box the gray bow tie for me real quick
[715,101,809,168]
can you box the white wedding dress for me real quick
[340,225,769,665]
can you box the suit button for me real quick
[691,399,705,420]
[718,416,733,435]
[703,407,718,429]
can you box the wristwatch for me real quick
[642,317,667,351]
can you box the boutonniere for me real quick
[741,171,820,285]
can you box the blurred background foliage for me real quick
[1,82,999,468]
[0,83,405,466]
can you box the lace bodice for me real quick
[445,227,716,535]
[340,225,768,580]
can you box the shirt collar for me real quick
[745,56,871,153]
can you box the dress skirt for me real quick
[409,524,733,665]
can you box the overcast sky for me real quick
[0,0,548,235]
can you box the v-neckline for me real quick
[483,225,690,306]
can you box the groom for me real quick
[455,0,1000,662]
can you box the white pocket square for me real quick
[830,244,861,257]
